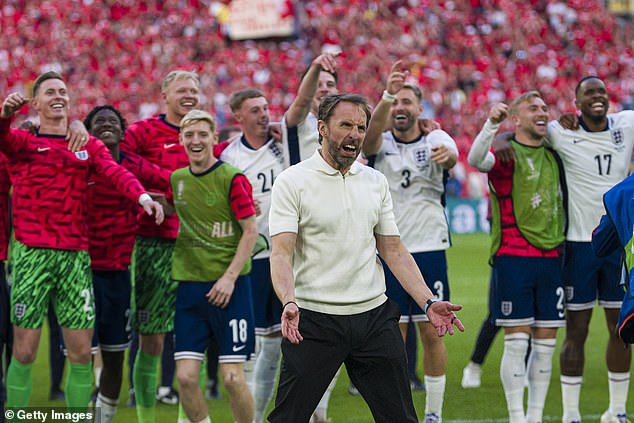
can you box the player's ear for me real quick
[318,121,328,138]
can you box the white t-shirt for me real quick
[269,150,400,315]
[547,111,634,241]
[371,130,458,252]
[220,136,289,259]
[282,111,320,163]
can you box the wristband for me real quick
[283,301,298,310]
[382,90,396,103]
[138,193,152,206]
[423,297,439,315]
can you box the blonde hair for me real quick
[161,70,200,92]
[180,109,216,133]
[509,91,543,116]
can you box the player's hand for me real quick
[141,199,165,225]
[559,112,579,130]
[206,275,236,308]
[254,199,262,217]
[312,52,339,74]
[426,301,464,337]
[281,302,303,344]
[419,118,441,135]
[149,192,175,216]
[492,131,516,164]
[18,120,38,134]
[431,144,451,166]
[386,60,408,96]
[66,120,90,152]
[269,122,283,143]
[1,92,29,118]
[489,103,508,125]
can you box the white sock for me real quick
[195,417,211,423]
[424,374,446,416]
[313,368,341,419]
[560,375,582,422]
[500,333,529,423]
[95,393,118,423]
[608,371,630,415]
[526,338,556,423]
[253,336,282,423]
[245,335,262,395]
[94,366,102,389]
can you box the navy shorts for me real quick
[251,258,282,335]
[174,276,255,363]
[492,256,565,328]
[385,250,449,323]
[563,241,624,310]
[92,270,132,352]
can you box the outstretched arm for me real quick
[468,103,508,172]
[376,234,464,337]
[285,53,339,128]
[364,61,407,157]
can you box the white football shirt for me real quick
[372,129,458,253]
[220,136,289,258]
[547,110,634,241]
[282,111,320,163]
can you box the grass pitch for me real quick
[27,233,633,421]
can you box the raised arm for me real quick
[285,53,339,128]
[468,103,508,172]
[363,61,407,157]
[0,93,31,155]
[376,234,464,337]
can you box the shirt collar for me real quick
[311,149,363,176]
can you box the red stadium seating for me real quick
[2,0,632,197]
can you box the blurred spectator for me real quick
[2,0,633,197]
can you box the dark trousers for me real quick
[128,331,176,389]
[268,300,417,423]
[470,273,500,364]
[206,336,219,382]
[0,268,10,423]
[47,305,65,392]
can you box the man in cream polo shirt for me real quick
[267,93,464,423]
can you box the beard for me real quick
[324,138,359,171]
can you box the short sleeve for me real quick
[229,174,256,220]
[269,171,300,236]
[427,129,459,156]
[374,175,400,236]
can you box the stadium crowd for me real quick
[2,0,634,196]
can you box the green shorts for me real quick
[11,241,94,329]
[132,236,177,334]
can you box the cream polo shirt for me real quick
[269,150,400,315]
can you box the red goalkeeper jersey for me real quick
[88,152,171,270]
[0,154,10,260]
[122,115,188,239]
[0,117,147,250]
